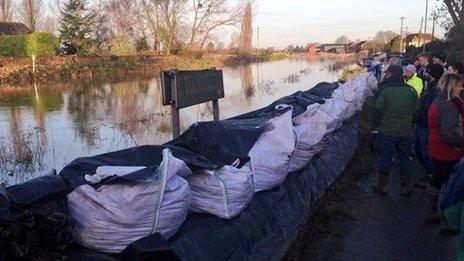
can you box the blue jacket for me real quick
[416,84,438,127]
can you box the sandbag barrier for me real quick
[0,74,378,260]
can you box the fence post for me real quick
[31,54,36,76]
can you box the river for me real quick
[0,55,355,185]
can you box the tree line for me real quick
[0,0,255,55]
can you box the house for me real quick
[307,44,319,55]
[355,41,369,53]
[405,33,436,48]
[0,22,30,36]
[319,44,345,53]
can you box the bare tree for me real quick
[238,0,252,54]
[372,31,398,46]
[106,0,138,39]
[189,0,243,49]
[21,0,44,31]
[443,0,463,27]
[41,15,57,34]
[138,0,160,51]
[0,0,13,22]
[335,35,351,44]
[157,0,188,54]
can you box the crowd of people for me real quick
[372,51,464,228]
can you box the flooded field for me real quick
[0,55,355,185]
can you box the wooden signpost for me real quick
[160,69,225,138]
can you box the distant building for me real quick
[319,44,345,53]
[307,44,319,55]
[405,33,436,47]
[355,41,369,53]
[0,22,30,36]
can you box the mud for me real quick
[283,102,459,261]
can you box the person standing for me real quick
[448,62,464,75]
[426,73,464,223]
[432,51,447,67]
[414,64,446,188]
[373,65,419,196]
[404,64,424,97]
[418,53,430,82]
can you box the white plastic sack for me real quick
[288,121,328,172]
[249,108,295,192]
[187,165,253,219]
[294,102,341,133]
[67,149,191,253]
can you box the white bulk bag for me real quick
[321,98,354,123]
[288,121,328,172]
[249,108,295,192]
[67,149,190,253]
[187,165,253,219]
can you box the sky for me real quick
[254,0,445,48]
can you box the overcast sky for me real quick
[254,0,445,48]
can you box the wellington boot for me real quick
[426,194,440,224]
[400,176,412,197]
[373,174,388,195]
[415,174,430,189]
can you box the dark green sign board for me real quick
[160,69,224,138]
[160,69,224,109]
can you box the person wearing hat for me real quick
[373,65,419,196]
[414,64,446,188]
[418,53,430,81]
[404,64,424,97]
[433,51,447,67]
[448,62,464,75]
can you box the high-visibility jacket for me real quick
[406,73,424,97]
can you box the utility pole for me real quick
[400,17,405,53]
[423,0,429,52]
[419,17,423,34]
[431,13,438,39]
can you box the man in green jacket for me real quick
[373,65,419,196]
[404,64,424,97]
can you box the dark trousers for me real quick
[414,125,435,174]
[427,159,460,196]
[378,133,413,176]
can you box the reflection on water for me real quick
[0,55,355,184]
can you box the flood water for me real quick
[0,55,355,185]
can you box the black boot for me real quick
[373,173,389,195]
[426,194,440,224]
[400,176,412,197]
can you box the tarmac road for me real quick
[284,128,459,261]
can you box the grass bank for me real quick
[0,53,289,86]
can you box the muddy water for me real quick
[0,55,355,185]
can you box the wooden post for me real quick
[213,99,220,121]
[171,106,180,138]
[32,55,36,75]
[171,72,180,138]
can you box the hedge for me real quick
[0,32,58,57]
[0,35,27,56]
[26,32,59,56]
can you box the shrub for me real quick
[26,32,59,56]
[0,35,27,57]
[135,37,150,52]
[109,35,135,56]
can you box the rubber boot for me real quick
[373,173,388,195]
[426,194,440,224]
[440,215,459,234]
[415,174,431,189]
[400,175,412,197]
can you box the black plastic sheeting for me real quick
[168,115,359,261]
[234,82,338,119]
[0,81,352,260]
